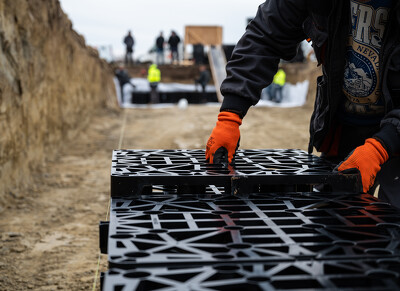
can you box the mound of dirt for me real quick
[0,0,117,207]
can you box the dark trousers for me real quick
[171,48,179,63]
[195,81,207,103]
[120,85,125,104]
[149,83,159,104]
[266,84,283,103]
[125,49,133,65]
[119,83,135,105]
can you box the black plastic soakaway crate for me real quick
[101,258,400,291]
[101,149,400,291]
[110,149,360,196]
[103,192,400,269]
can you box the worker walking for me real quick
[266,68,286,103]
[147,64,161,104]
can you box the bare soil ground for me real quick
[0,101,314,290]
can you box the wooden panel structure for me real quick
[184,26,223,45]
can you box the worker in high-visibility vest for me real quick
[147,64,161,103]
[266,68,286,103]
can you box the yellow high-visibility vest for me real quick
[147,64,161,83]
[273,69,286,86]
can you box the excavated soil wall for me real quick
[0,0,118,206]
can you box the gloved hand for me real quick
[336,138,389,193]
[205,111,242,164]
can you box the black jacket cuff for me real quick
[373,123,400,157]
[220,94,253,119]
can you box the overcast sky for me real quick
[59,0,264,61]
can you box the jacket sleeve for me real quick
[220,0,309,117]
[374,110,400,157]
[373,47,400,157]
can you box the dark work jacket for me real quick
[115,69,131,86]
[156,36,164,50]
[220,0,400,157]
[124,35,134,48]
[168,35,181,49]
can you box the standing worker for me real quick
[205,0,400,208]
[155,32,165,65]
[194,65,211,103]
[168,31,181,64]
[123,30,135,66]
[147,64,161,104]
[266,68,286,103]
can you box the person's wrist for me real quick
[373,123,400,158]
[366,138,389,164]
[217,111,242,125]
[220,94,252,118]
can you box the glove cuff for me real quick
[220,94,253,118]
[366,138,389,164]
[217,111,242,126]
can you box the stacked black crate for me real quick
[100,149,400,290]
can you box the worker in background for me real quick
[155,31,165,65]
[115,65,135,106]
[205,0,400,208]
[168,31,181,64]
[123,30,135,66]
[147,64,161,104]
[194,65,211,103]
[266,68,286,103]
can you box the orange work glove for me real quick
[205,111,242,164]
[336,138,389,193]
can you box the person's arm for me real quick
[375,57,400,158]
[336,112,400,193]
[374,111,400,158]
[336,138,388,193]
[337,58,400,193]
[206,0,309,164]
[220,0,308,117]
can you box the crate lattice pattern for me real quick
[102,149,399,290]
[107,192,400,269]
[111,149,359,196]
[102,259,400,291]
[112,149,335,176]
